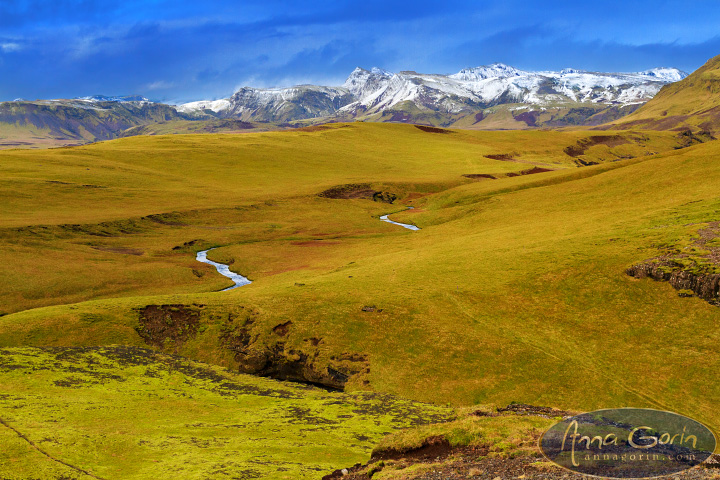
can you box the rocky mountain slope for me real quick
[0,97,185,148]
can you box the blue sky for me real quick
[1,0,720,103]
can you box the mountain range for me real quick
[0,63,690,148]
[178,64,686,127]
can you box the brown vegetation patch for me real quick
[135,304,204,351]
[414,125,451,134]
[473,111,485,124]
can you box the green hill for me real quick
[610,54,720,133]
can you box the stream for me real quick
[196,248,252,291]
[196,208,419,290]
[379,208,421,231]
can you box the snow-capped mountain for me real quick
[77,95,152,103]
[177,85,354,122]
[178,64,687,125]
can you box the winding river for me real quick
[379,208,421,231]
[196,208,420,290]
[196,248,252,291]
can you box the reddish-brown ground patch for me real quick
[414,125,452,134]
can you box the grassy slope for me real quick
[0,124,677,315]
[0,346,452,479]
[1,122,719,468]
[611,54,720,132]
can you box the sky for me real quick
[1,0,720,103]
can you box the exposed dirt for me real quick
[473,112,485,124]
[627,222,720,305]
[135,304,204,351]
[563,135,631,157]
[414,125,452,134]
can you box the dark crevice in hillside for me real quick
[218,311,369,391]
[0,416,108,480]
[463,167,554,181]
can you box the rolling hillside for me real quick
[610,54,720,132]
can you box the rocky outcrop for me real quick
[626,261,720,306]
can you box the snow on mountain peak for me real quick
[638,68,688,82]
[449,63,523,81]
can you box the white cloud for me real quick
[146,80,176,90]
[1,43,22,53]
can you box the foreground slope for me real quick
[0,346,452,479]
[0,122,718,439]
